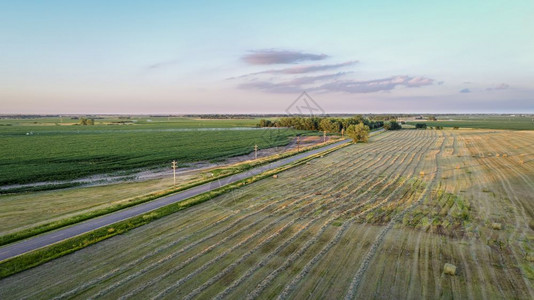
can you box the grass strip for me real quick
[0,183,83,194]
[0,138,346,247]
[0,141,351,279]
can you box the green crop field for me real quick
[3,129,532,299]
[0,117,311,186]
[406,115,534,130]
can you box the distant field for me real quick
[0,117,311,185]
[3,129,532,298]
[407,115,534,130]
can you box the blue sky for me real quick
[1,0,533,114]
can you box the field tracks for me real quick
[344,131,446,299]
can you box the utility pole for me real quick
[254,144,258,160]
[323,130,327,143]
[172,160,177,185]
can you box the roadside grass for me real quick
[1,129,532,299]
[0,137,346,247]
[0,138,351,279]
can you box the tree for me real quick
[346,123,370,143]
[415,123,427,129]
[384,120,402,130]
[79,117,94,125]
[258,119,272,127]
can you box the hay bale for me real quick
[496,153,500,157]
[502,153,508,157]
[444,263,457,275]
[455,165,460,169]
[491,222,502,230]
[419,171,425,176]
[272,174,278,179]
[315,192,322,195]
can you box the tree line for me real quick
[257,116,384,133]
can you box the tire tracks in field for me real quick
[246,131,434,299]
[56,193,294,300]
[195,131,428,299]
[458,133,506,298]
[274,130,434,300]
[471,134,534,298]
[103,139,410,296]
[344,130,446,300]
[178,134,424,300]
[59,136,398,299]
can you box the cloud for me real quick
[238,72,348,94]
[242,49,328,65]
[487,83,510,91]
[459,88,471,93]
[238,74,434,94]
[249,61,358,75]
[237,81,302,93]
[316,76,434,93]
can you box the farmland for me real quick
[406,115,534,130]
[0,117,311,186]
[1,129,532,299]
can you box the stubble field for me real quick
[1,129,533,299]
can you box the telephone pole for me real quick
[172,160,177,185]
[254,144,258,160]
[323,130,327,143]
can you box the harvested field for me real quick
[1,129,533,299]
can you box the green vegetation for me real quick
[415,123,427,129]
[407,115,534,130]
[0,139,351,279]
[384,120,402,130]
[346,123,370,142]
[1,129,533,299]
[257,115,384,132]
[78,117,95,125]
[0,117,317,186]
[0,137,344,246]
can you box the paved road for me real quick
[0,138,354,262]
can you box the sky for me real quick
[1,0,533,114]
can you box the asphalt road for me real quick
[0,138,353,262]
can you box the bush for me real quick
[346,123,370,143]
[415,123,427,129]
[384,121,402,130]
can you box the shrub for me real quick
[346,123,370,143]
[385,121,402,130]
[415,123,427,129]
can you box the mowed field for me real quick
[1,129,533,299]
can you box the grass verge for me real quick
[0,141,352,279]
[0,138,346,247]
